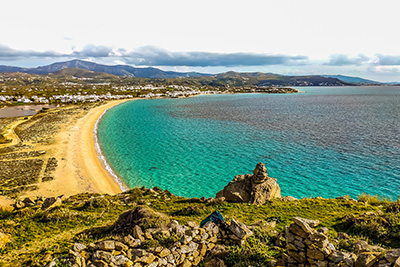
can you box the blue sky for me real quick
[1,0,400,82]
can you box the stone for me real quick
[127,249,147,260]
[306,232,329,249]
[42,197,62,210]
[73,243,87,252]
[135,253,156,264]
[386,249,400,264]
[115,241,129,251]
[113,206,169,235]
[187,221,198,228]
[124,235,141,248]
[355,252,379,267]
[210,244,229,259]
[281,196,298,201]
[293,217,320,230]
[215,162,281,204]
[307,249,325,261]
[179,259,192,267]
[337,232,349,240]
[394,257,400,267]
[205,258,226,267]
[354,240,370,254]
[228,218,252,240]
[97,241,115,251]
[114,255,131,266]
[133,226,145,242]
[289,223,309,239]
[158,248,171,258]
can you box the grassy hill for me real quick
[0,188,398,266]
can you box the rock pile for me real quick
[216,162,281,204]
[13,195,63,210]
[282,217,400,267]
[49,209,252,267]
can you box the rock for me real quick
[354,240,370,254]
[215,162,281,204]
[328,251,356,265]
[386,249,400,264]
[133,225,145,242]
[22,197,36,207]
[355,252,379,267]
[281,196,298,201]
[41,197,62,210]
[394,257,400,267]
[205,258,226,267]
[113,206,169,235]
[209,245,229,259]
[73,243,87,252]
[293,217,320,228]
[228,218,252,240]
[97,240,115,251]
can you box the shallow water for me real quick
[98,86,400,199]
[0,104,56,118]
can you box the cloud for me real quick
[325,54,370,66]
[375,54,400,66]
[0,44,62,60]
[72,44,114,57]
[122,46,309,67]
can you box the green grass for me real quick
[0,188,393,266]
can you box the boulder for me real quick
[113,206,169,235]
[216,162,281,204]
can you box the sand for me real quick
[21,99,134,199]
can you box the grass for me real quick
[0,188,395,266]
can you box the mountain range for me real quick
[0,59,209,79]
[0,59,397,85]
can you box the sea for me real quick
[97,86,400,200]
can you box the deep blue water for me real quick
[98,86,400,199]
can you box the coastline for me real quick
[21,99,134,199]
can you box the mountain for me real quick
[50,68,118,79]
[322,75,382,84]
[0,59,209,78]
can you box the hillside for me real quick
[50,68,118,79]
[322,75,382,84]
[0,60,209,79]
[0,60,364,85]
[1,188,399,266]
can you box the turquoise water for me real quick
[98,86,400,199]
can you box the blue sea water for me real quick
[98,86,400,199]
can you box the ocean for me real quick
[97,86,400,199]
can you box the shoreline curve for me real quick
[93,101,131,192]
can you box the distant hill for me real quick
[194,71,351,87]
[0,59,209,79]
[322,75,382,84]
[50,68,118,79]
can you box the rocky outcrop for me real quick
[49,210,252,267]
[281,217,399,267]
[216,162,281,204]
[13,195,63,211]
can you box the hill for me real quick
[0,60,209,79]
[50,68,118,79]
[322,75,382,84]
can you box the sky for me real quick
[1,0,400,82]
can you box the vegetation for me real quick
[1,187,396,266]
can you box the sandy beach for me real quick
[29,99,133,198]
[0,100,135,205]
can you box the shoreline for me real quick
[19,99,134,199]
[93,102,130,192]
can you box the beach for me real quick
[0,99,133,205]
[30,100,132,198]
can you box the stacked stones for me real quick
[282,217,400,267]
[54,218,250,267]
